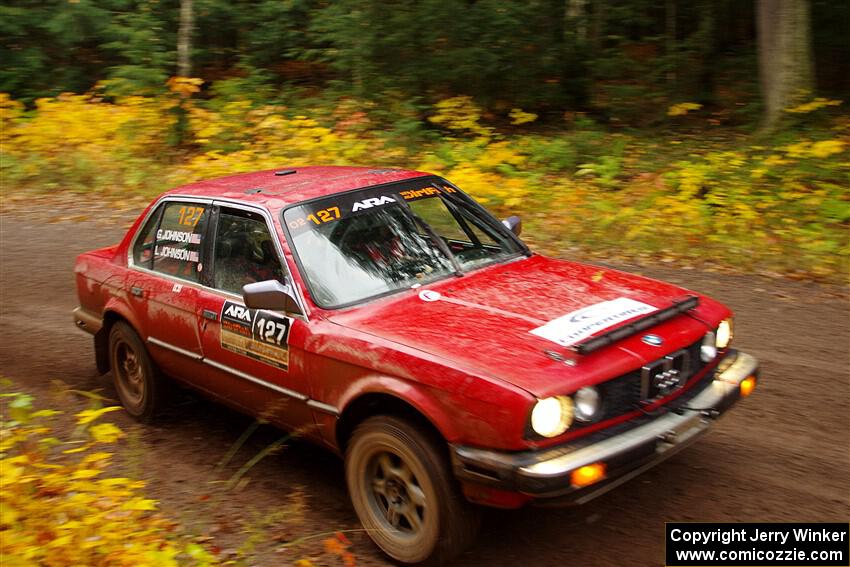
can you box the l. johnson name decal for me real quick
[530,297,657,347]
[154,245,200,263]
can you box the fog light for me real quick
[570,462,606,488]
[740,375,756,397]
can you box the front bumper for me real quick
[451,350,759,505]
[73,306,103,335]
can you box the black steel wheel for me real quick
[108,321,163,422]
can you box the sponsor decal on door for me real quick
[220,300,292,370]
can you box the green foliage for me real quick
[103,0,175,95]
[576,137,627,187]
[0,0,114,100]
[2,0,848,125]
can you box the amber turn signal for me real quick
[570,462,607,488]
[740,375,757,397]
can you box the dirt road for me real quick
[1,211,848,566]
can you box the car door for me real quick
[127,198,211,379]
[194,203,317,434]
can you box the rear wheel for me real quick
[108,321,163,422]
[345,416,480,566]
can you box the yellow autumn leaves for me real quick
[667,102,703,116]
[782,139,845,159]
[0,392,215,567]
[0,86,847,279]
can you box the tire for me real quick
[108,321,164,422]
[345,415,480,566]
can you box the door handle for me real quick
[130,286,144,297]
[202,309,218,321]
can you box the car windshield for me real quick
[283,179,524,308]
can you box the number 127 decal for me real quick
[253,315,290,347]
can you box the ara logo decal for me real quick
[642,334,663,346]
[351,196,396,212]
[223,302,252,322]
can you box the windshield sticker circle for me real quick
[419,290,441,302]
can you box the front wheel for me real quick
[108,321,164,422]
[345,416,480,566]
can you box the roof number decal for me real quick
[530,298,657,348]
[284,182,458,237]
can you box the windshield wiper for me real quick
[434,180,532,257]
[395,200,464,277]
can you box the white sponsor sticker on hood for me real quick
[530,297,657,347]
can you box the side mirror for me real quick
[502,215,522,236]
[242,280,303,316]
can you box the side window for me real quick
[151,202,209,282]
[408,198,468,241]
[132,206,163,267]
[408,196,500,248]
[213,208,284,295]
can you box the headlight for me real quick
[530,396,573,438]
[573,387,601,422]
[701,332,717,362]
[716,319,734,349]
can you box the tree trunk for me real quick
[696,0,717,106]
[590,0,605,53]
[568,0,587,44]
[177,0,194,77]
[666,0,677,87]
[756,0,814,129]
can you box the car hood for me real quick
[326,254,729,398]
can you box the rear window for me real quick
[133,201,209,283]
[132,207,162,267]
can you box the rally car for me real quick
[73,166,759,565]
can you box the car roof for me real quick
[164,166,432,211]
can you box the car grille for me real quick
[590,338,711,424]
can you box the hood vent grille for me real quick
[572,295,700,355]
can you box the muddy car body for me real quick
[73,166,759,564]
